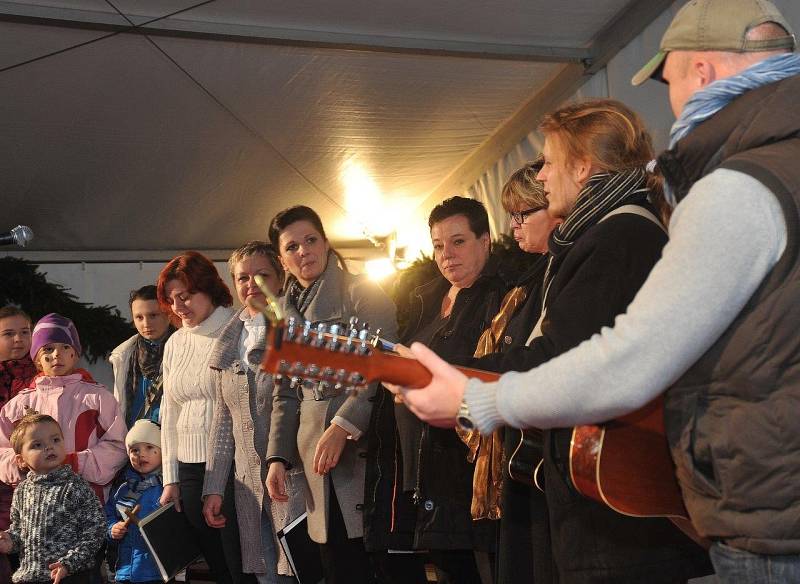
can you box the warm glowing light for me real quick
[365,258,396,281]
[335,156,433,260]
[342,160,393,236]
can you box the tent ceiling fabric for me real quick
[2,0,646,253]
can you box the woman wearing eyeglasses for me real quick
[396,100,713,583]
[456,159,561,584]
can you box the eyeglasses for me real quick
[510,207,542,225]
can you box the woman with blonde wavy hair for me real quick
[398,99,713,583]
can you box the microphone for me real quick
[0,225,34,247]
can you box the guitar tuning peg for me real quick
[306,364,320,378]
[301,320,313,344]
[277,360,290,374]
[336,368,347,382]
[274,374,283,384]
[287,317,297,339]
[346,326,358,353]
[314,324,327,347]
[358,327,371,355]
[348,316,359,329]
[321,366,335,379]
[327,324,342,352]
[289,376,301,389]
[348,372,365,385]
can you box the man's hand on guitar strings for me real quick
[394,342,466,428]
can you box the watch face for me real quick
[456,414,474,431]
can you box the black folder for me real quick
[276,512,324,584]
[138,501,202,582]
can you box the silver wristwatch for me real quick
[456,398,475,431]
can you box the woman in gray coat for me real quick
[265,206,397,584]
[202,241,304,584]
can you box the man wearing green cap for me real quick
[392,1,800,581]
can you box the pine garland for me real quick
[0,257,134,363]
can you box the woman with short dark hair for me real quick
[372,196,509,583]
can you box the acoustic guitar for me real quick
[260,317,693,526]
[506,428,544,489]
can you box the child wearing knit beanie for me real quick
[0,313,127,504]
[105,419,164,584]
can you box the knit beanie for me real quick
[30,313,82,360]
[125,419,161,450]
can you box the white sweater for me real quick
[160,306,235,484]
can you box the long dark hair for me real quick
[268,205,348,274]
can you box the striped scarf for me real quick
[545,168,649,294]
[666,53,800,206]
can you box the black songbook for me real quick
[276,512,324,584]
[138,501,202,582]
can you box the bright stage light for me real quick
[365,258,396,281]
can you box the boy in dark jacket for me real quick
[105,420,163,584]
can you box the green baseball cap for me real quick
[631,0,796,86]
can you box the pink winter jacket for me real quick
[0,373,127,500]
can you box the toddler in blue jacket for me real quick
[105,419,163,584]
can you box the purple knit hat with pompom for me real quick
[30,313,82,360]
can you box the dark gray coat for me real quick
[660,74,800,554]
[267,259,397,543]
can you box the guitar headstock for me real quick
[261,316,387,398]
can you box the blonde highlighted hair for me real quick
[501,157,547,213]
[539,99,670,224]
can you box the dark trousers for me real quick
[319,482,376,584]
[178,461,242,584]
[427,550,483,584]
[497,472,554,584]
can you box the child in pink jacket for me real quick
[0,313,127,502]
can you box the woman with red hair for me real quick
[155,251,242,583]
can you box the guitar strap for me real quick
[525,204,665,346]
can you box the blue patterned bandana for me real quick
[665,53,800,206]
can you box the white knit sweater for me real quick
[160,306,235,484]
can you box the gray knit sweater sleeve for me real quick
[57,477,106,574]
[465,169,787,432]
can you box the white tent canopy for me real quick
[2,0,707,259]
[3,0,799,334]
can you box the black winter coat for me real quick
[482,202,712,583]
[363,257,509,552]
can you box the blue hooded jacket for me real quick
[105,467,163,582]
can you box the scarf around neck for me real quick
[666,53,800,206]
[125,326,175,423]
[0,356,37,403]
[116,468,163,517]
[549,168,649,255]
[286,250,338,316]
[544,168,649,297]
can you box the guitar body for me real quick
[507,428,545,489]
[569,396,688,519]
